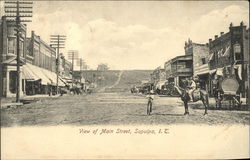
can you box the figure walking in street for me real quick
[146,90,154,115]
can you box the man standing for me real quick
[146,90,155,115]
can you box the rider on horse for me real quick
[187,76,198,102]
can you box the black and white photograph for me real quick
[0,0,249,159]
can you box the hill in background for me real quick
[81,70,152,92]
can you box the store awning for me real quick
[59,76,69,85]
[23,63,65,86]
[41,68,65,86]
[23,65,40,81]
[23,63,51,85]
[62,77,73,83]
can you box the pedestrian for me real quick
[146,90,154,115]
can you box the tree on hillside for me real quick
[97,63,109,71]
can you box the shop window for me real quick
[9,71,17,93]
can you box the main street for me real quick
[1,92,249,127]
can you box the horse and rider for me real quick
[175,76,209,115]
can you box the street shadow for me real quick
[126,113,150,117]
[152,113,195,116]
[191,103,249,111]
[153,113,183,116]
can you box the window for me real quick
[8,37,15,54]
[201,58,206,64]
[186,61,192,68]
[234,43,242,61]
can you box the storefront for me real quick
[1,56,25,97]
[23,63,65,95]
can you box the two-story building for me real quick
[208,22,249,97]
[59,53,73,84]
[26,31,57,72]
[24,31,65,95]
[0,16,27,97]
[184,39,210,90]
[170,55,193,87]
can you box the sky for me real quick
[0,1,249,70]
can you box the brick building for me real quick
[25,31,65,95]
[208,22,249,97]
[26,31,56,72]
[0,15,66,97]
[0,16,27,97]
[184,39,210,90]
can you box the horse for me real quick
[174,85,209,115]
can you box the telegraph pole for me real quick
[77,58,85,83]
[4,0,33,102]
[68,50,79,86]
[50,35,66,94]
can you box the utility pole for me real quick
[50,35,66,94]
[4,0,33,102]
[77,58,85,83]
[79,58,82,83]
[68,50,78,86]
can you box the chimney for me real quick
[220,32,224,35]
[230,22,233,27]
[215,35,218,39]
[209,39,212,43]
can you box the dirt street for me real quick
[1,92,249,127]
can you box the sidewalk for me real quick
[0,94,61,108]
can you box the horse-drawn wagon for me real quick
[214,77,242,108]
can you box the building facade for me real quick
[170,55,193,87]
[59,53,72,78]
[0,16,27,97]
[184,39,210,90]
[26,31,56,72]
[208,22,249,97]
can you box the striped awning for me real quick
[23,63,65,86]
[23,63,51,85]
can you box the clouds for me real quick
[74,18,185,69]
[24,2,249,70]
[186,5,249,43]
